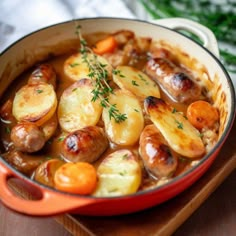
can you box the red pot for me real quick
[0,17,235,216]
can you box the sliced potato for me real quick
[113,65,160,100]
[144,96,205,158]
[64,52,113,82]
[102,89,144,145]
[12,83,57,126]
[93,149,142,197]
[58,79,102,132]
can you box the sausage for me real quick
[28,64,57,89]
[60,126,109,163]
[2,150,44,175]
[10,123,46,153]
[149,47,179,66]
[41,114,58,141]
[112,30,135,46]
[139,124,178,179]
[145,58,201,103]
[0,99,15,122]
[102,30,135,67]
[34,159,65,187]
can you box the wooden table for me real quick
[0,122,235,236]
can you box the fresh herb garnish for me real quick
[58,136,65,142]
[109,188,118,193]
[36,89,43,94]
[172,108,178,114]
[70,62,79,67]
[75,25,127,123]
[5,126,11,134]
[138,73,149,85]
[112,69,125,78]
[132,80,139,86]
[175,119,183,129]
[198,132,204,138]
[122,153,129,160]
[119,170,127,176]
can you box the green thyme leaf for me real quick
[70,62,79,67]
[175,119,183,129]
[75,25,127,123]
[36,89,43,94]
[5,126,11,134]
[58,136,65,142]
[172,108,178,113]
[132,80,139,86]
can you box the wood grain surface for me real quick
[0,121,235,236]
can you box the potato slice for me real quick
[12,83,57,126]
[102,89,144,145]
[113,65,160,100]
[144,96,205,158]
[93,149,142,197]
[58,79,102,132]
[64,52,113,82]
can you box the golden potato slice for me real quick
[93,149,142,197]
[102,89,144,145]
[113,66,160,100]
[64,52,113,82]
[144,96,205,158]
[58,79,102,132]
[12,83,57,126]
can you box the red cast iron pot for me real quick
[0,17,235,216]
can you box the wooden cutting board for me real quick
[54,120,236,236]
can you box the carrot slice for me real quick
[93,36,117,55]
[54,162,97,195]
[186,100,219,130]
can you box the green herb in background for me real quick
[140,0,236,73]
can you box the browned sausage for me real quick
[139,124,178,179]
[145,58,201,103]
[41,114,58,141]
[60,126,109,163]
[34,159,65,187]
[2,150,45,175]
[28,64,57,89]
[0,99,15,122]
[112,30,135,46]
[102,30,135,67]
[11,123,45,153]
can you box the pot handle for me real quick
[0,162,96,215]
[150,17,220,58]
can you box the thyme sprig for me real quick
[75,25,127,123]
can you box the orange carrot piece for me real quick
[54,162,97,195]
[93,36,117,55]
[186,100,219,130]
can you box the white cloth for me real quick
[0,0,135,52]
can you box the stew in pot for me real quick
[0,28,219,196]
